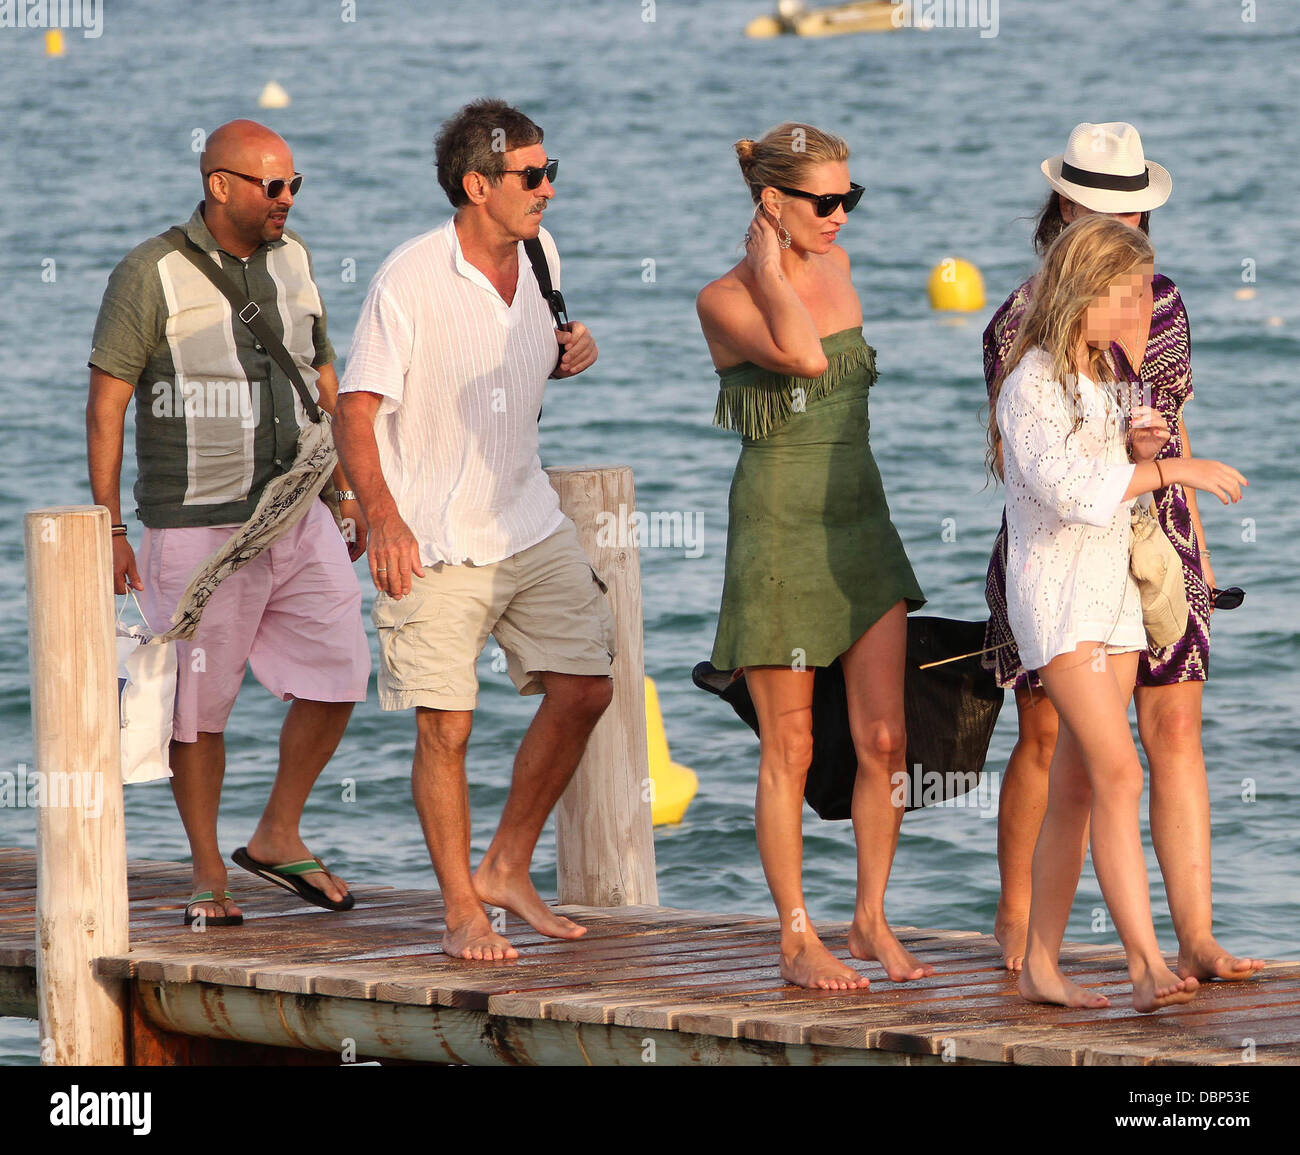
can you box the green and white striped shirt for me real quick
[89,204,335,528]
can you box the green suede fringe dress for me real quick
[710,326,926,670]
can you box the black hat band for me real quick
[1060,160,1151,192]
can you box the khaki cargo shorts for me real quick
[372,518,616,711]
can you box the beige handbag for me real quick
[1129,499,1189,650]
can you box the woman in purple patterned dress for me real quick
[983,123,1262,981]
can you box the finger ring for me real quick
[376,567,388,573]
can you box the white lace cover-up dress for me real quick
[996,347,1144,673]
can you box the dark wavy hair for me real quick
[435,99,544,208]
[1032,191,1151,254]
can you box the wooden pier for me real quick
[10,486,1299,1068]
[2,848,1296,1066]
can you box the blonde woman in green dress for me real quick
[698,123,927,990]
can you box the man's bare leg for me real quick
[412,707,516,960]
[169,732,239,920]
[473,672,612,940]
[244,698,356,904]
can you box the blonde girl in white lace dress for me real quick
[989,216,1248,1013]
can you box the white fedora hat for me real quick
[1041,122,1171,214]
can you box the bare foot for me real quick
[1019,960,1110,1008]
[473,862,586,941]
[848,919,935,981]
[244,834,349,905]
[1132,965,1198,1013]
[994,910,1028,973]
[780,937,867,991]
[1177,939,1265,982]
[442,914,519,961]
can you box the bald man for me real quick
[87,120,370,926]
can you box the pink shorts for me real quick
[138,500,370,742]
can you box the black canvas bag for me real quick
[693,616,1005,817]
[523,235,569,378]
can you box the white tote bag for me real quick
[116,592,176,784]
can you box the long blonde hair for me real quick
[735,123,850,203]
[987,214,1154,479]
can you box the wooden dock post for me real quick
[23,506,129,1064]
[547,467,658,906]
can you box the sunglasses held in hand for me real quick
[1211,586,1244,610]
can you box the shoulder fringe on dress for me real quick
[713,341,876,441]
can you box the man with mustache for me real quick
[87,119,370,926]
[334,99,612,960]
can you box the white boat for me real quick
[746,0,915,38]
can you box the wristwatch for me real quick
[333,489,356,502]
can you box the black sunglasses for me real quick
[209,169,303,199]
[1211,586,1245,611]
[501,158,559,190]
[775,182,865,217]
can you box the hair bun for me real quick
[734,138,757,166]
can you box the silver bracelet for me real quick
[333,489,356,502]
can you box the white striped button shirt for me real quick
[340,218,565,566]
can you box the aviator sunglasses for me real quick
[208,169,304,198]
[500,158,559,189]
[775,182,865,217]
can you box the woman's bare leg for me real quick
[840,602,934,981]
[995,685,1061,970]
[747,666,867,991]
[1137,681,1264,980]
[1025,642,1197,1012]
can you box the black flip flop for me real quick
[183,889,244,926]
[231,846,356,912]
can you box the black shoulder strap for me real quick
[160,227,322,423]
[522,235,567,328]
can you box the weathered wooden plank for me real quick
[487,934,1010,1024]
[549,466,657,907]
[0,944,36,969]
[25,508,131,1066]
[6,848,1300,1065]
[661,972,1138,1041]
[427,950,802,1011]
[133,978,920,1066]
[608,953,1114,1035]
[0,963,38,1019]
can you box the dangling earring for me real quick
[763,202,793,250]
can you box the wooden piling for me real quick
[546,467,658,906]
[23,506,129,1064]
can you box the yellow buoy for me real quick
[645,676,697,826]
[927,257,985,312]
[45,29,65,56]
